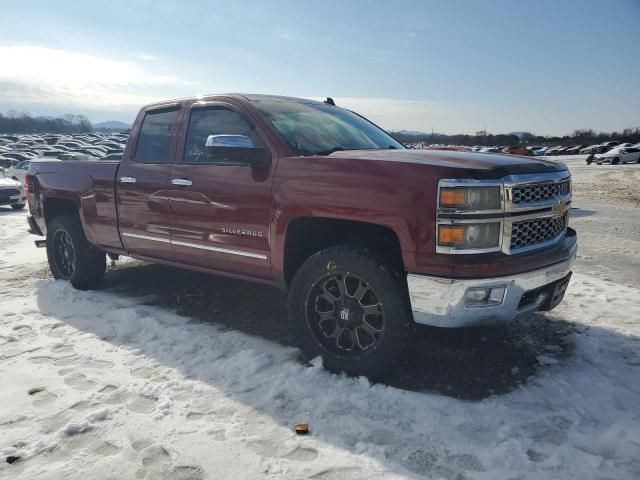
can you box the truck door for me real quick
[168,101,274,279]
[116,103,182,259]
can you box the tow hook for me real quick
[34,240,46,248]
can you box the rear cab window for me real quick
[134,108,180,164]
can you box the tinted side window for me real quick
[134,109,179,163]
[184,107,264,164]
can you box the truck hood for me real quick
[328,149,567,178]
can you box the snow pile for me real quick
[1,210,639,479]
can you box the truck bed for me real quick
[29,159,124,251]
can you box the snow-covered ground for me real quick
[1,164,640,479]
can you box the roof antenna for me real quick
[324,97,336,106]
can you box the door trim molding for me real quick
[121,232,267,260]
[122,232,170,244]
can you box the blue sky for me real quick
[0,0,638,135]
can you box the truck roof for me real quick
[142,94,324,109]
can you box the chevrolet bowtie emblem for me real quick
[553,200,569,215]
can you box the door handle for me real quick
[171,178,193,186]
[119,176,137,184]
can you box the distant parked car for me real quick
[3,152,36,162]
[544,146,563,156]
[0,169,26,210]
[502,145,533,156]
[594,141,622,154]
[57,153,98,161]
[10,142,31,150]
[595,147,640,165]
[7,160,30,183]
[101,152,123,160]
[39,150,66,158]
[579,145,599,154]
[531,147,548,156]
[565,145,586,155]
[0,156,18,168]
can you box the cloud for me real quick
[136,54,159,61]
[0,45,194,112]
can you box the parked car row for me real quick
[0,132,128,171]
[545,141,640,156]
[409,141,640,162]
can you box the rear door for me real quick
[168,101,274,279]
[116,103,182,259]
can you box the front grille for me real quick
[510,213,567,250]
[0,189,20,196]
[511,179,570,205]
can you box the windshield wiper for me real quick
[308,145,398,156]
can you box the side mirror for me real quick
[205,135,271,167]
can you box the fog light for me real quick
[465,286,506,306]
[466,288,490,304]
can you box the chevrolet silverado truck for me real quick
[26,94,577,378]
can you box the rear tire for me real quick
[46,215,106,290]
[288,245,411,379]
[612,157,620,165]
[11,204,25,210]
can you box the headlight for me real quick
[439,186,501,211]
[438,222,501,250]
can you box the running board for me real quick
[34,240,47,248]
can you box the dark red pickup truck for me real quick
[26,94,577,378]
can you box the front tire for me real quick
[11,203,25,210]
[612,157,620,165]
[288,246,411,379]
[46,215,106,290]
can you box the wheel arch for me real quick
[279,215,411,289]
[43,196,80,226]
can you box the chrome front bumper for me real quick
[407,244,577,328]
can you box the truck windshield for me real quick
[253,99,404,156]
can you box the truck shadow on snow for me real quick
[31,263,592,479]
[90,261,576,401]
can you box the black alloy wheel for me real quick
[52,230,76,279]
[305,271,386,357]
[46,215,106,290]
[288,245,411,379]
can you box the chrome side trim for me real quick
[122,232,170,243]
[121,232,267,260]
[171,178,193,186]
[171,239,268,259]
